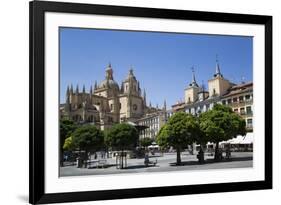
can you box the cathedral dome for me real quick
[98,79,119,89]
[97,63,119,90]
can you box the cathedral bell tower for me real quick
[119,67,144,122]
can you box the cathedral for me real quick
[60,63,158,130]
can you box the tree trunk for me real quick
[84,150,88,168]
[121,149,124,169]
[176,147,181,165]
[198,145,205,164]
[214,142,219,161]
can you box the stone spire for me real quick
[201,80,205,92]
[75,84,79,94]
[66,85,70,95]
[66,85,70,104]
[70,84,73,94]
[190,66,199,87]
[143,88,146,105]
[94,80,97,90]
[82,84,85,93]
[163,99,167,111]
[65,85,71,111]
[90,85,93,94]
[214,55,223,77]
[138,81,141,94]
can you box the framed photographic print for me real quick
[29,0,272,204]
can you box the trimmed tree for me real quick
[200,104,246,161]
[105,123,138,169]
[60,119,77,166]
[156,112,199,165]
[71,125,104,167]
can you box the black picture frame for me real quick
[29,0,272,204]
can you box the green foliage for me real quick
[156,112,199,149]
[199,104,246,144]
[156,125,170,149]
[60,119,77,149]
[71,125,104,152]
[139,137,153,148]
[63,136,74,151]
[156,112,199,164]
[105,123,138,150]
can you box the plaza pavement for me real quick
[60,151,253,177]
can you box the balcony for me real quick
[240,111,253,117]
[228,100,253,107]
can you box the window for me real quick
[245,95,251,101]
[233,97,238,103]
[133,104,138,111]
[240,107,245,115]
[119,103,121,109]
[246,106,252,114]
[227,99,232,104]
[234,108,238,113]
[213,88,216,96]
[247,118,253,127]
[110,104,113,111]
[188,97,191,103]
[108,117,113,123]
[222,100,226,105]
[239,96,244,102]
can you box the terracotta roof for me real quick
[223,82,253,98]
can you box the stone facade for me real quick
[173,60,253,131]
[60,64,155,130]
[221,82,253,131]
[135,101,173,140]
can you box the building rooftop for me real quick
[223,82,253,98]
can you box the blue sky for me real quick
[60,27,253,109]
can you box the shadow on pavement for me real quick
[88,164,116,169]
[169,156,253,166]
[124,164,159,170]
